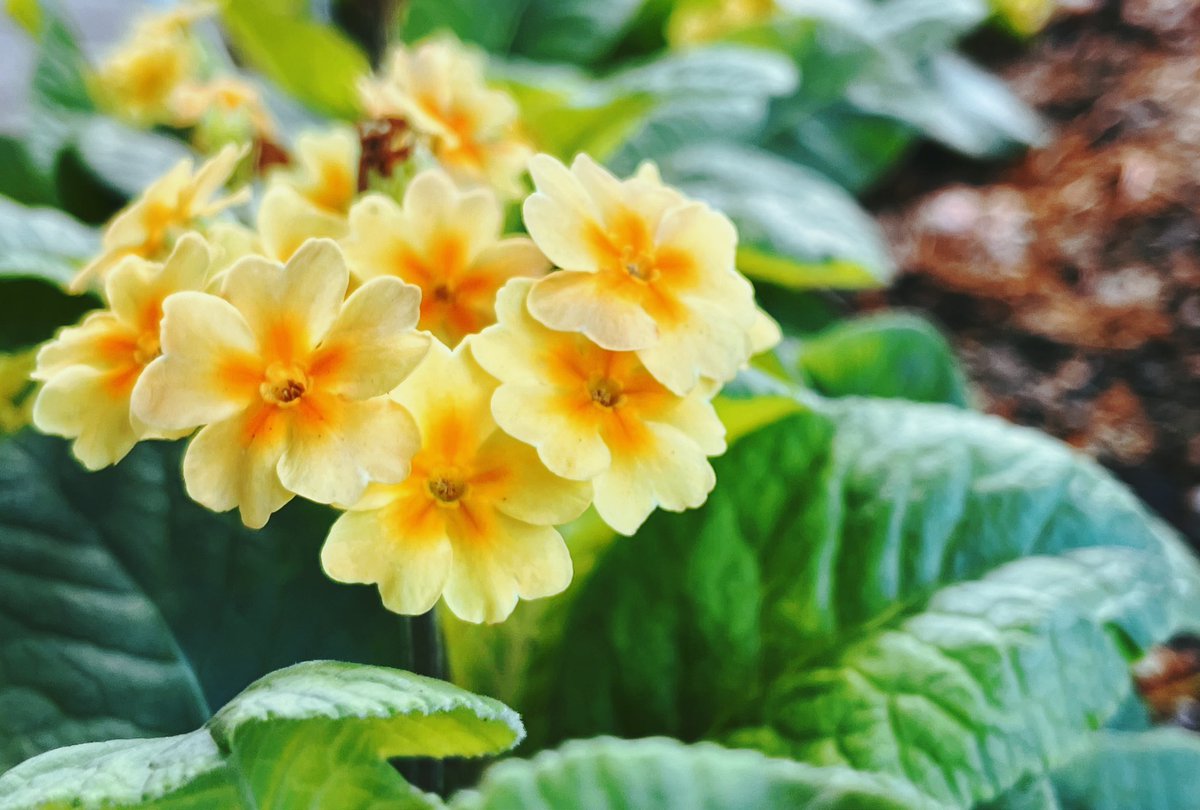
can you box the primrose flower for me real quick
[523,154,760,396]
[171,76,277,139]
[472,279,725,535]
[322,339,590,623]
[342,168,548,346]
[71,144,248,293]
[91,5,209,126]
[269,126,360,216]
[132,239,430,528]
[358,35,532,198]
[32,235,213,470]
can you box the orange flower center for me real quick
[260,362,309,406]
[428,474,467,504]
[621,247,658,283]
[132,331,161,367]
[588,376,624,409]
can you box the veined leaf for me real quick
[655,143,894,289]
[510,0,646,65]
[448,399,1200,805]
[0,661,522,809]
[1050,729,1200,810]
[0,433,421,770]
[796,312,970,406]
[399,0,530,51]
[451,737,946,810]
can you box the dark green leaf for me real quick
[399,0,530,51]
[510,0,646,65]
[0,432,420,769]
[0,136,58,206]
[656,143,894,289]
[451,737,945,810]
[0,279,97,351]
[0,661,522,809]
[0,195,97,285]
[797,312,969,406]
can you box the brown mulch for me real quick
[863,0,1200,544]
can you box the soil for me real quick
[862,0,1200,546]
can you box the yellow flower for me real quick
[257,184,348,264]
[472,279,725,535]
[322,339,590,623]
[522,154,760,396]
[171,76,277,138]
[131,239,430,529]
[342,168,548,346]
[268,126,360,216]
[32,235,213,470]
[71,144,249,293]
[91,5,211,126]
[358,35,532,198]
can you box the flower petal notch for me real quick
[132,238,431,528]
[343,167,549,346]
[472,278,725,535]
[523,153,764,396]
[33,234,215,470]
[322,339,591,623]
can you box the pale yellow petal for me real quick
[32,366,139,470]
[476,430,593,525]
[391,339,494,443]
[470,237,549,283]
[277,394,419,506]
[220,239,349,354]
[593,422,715,535]
[341,194,406,282]
[653,202,738,295]
[658,390,727,457]
[131,291,261,430]
[524,153,603,272]
[157,232,214,293]
[322,509,452,616]
[490,382,610,481]
[468,278,549,384]
[309,276,429,399]
[527,270,658,351]
[257,185,348,263]
[637,297,753,395]
[748,305,782,356]
[34,313,128,379]
[182,405,293,529]
[442,516,572,623]
[104,256,160,327]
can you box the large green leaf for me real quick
[795,312,969,406]
[0,661,523,809]
[399,0,530,51]
[0,433,420,770]
[69,118,192,202]
[655,144,894,289]
[510,0,646,65]
[220,0,370,119]
[451,737,945,810]
[448,399,1199,804]
[1050,730,1200,810]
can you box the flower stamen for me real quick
[260,362,309,407]
[588,377,624,409]
[428,475,467,504]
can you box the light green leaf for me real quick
[0,661,522,809]
[655,143,894,289]
[796,312,969,406]
[28,8,92,114]
[220,1,370,119]
[0,433,422,769]
[0,195,97,285]
[1051,729,1200,810]
[510,0,646,65]
[399,0,530,51]
[864,0,989,56]
[451,399,1199,804]
[452,737,946,810]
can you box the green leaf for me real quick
[766,106,915,194]
[451,737,945,810]
[0,279,97,351]
[0,136,58,206]
[399,0,530,51]
[0,432,423,770]
[220,0,370,120]
[1050,729,1200,810]
[451,399,1199,804]
[510,0,646,65]
[0,661,523,809]
[655,143,894,289]
[796,312,970,406]
[28,8,92,114]
[0,195,97,285]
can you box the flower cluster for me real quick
[32,26,778,624]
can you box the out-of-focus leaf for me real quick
[0,433,422,769]
[767,105,915,193]
[220,0,370,119]
[1051,730,1200,810]
[990,0,1056,37]
[510,0,646,65]
[28,8,92,114]
[399,0,530,51]
[69,117,192,201]
[0,195,97,286]
[451,737,945,810]
[656,143,894,289]
[0,136,58,206]
[797,312,970,406]
[5,0,41,36]
[0,661,521,809]
[0,280,97,351]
